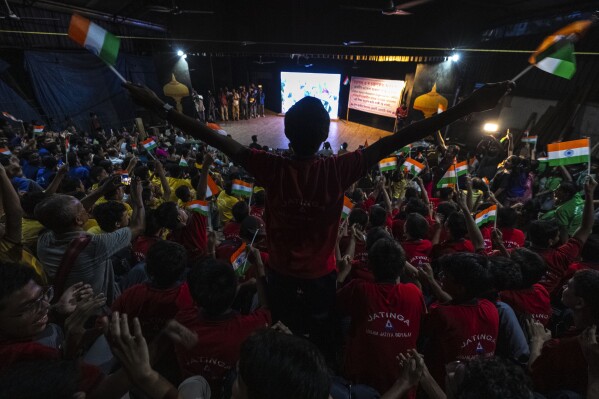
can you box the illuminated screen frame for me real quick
[280,71,341,119]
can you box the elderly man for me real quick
[35,176,145,304]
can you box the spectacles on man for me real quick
[12,286,54,318]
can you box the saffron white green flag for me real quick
[547,138,590,167]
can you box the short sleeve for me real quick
[558,237,583,262]
[555,207,570,228]
[243,149,281,188]
[94,228,132,257]
[336,150,368,190]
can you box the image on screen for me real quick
[281,72,341,118]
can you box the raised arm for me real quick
[573,176,597,244]
[456,189,485,251]
[128,177,146,240]
[153,160,171,202]
[363,82,513,167]
[80,175,121,212]
[196,153,214,201]
[124,83,249,164]
[0,163,23,244]
[44,164,69,195]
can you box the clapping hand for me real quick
[53,282,93,315]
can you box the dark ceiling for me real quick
[4,0,599,52]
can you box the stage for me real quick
[212,111,393,152]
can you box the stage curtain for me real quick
[0,78,41,124]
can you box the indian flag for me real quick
[379,157,397,172]
[0,148,12,156]
[142,138,157,151]
[206,175,220,198]
[437,165,457,188]
[341,196,354,219]
[548,138,590,167]
[529,19,592,80]
[455,160,468,177]
[232,179,253,197]
[522,136,538,144]
[475,205,497,227]
[179,158,189,167]
[33,125,44,134]
[402,158,425,175]
[68,14,121,66]
[482,177,490,186]
[131,143,137,151]
[230,242,250,276]
[186,200,210,216]
[65,136,71,153]
[437,104,446,114]
[2,111,21,122]
[397,144,412,155]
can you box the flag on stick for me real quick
[455,160,468,177]
[179,158,189,167]
[341,196,354,220]
[68,14,121,66]
[33,125,44,135]
[206,175,220,198]
[0,148,12,156]
[522,136,538,144]
[437,165,457,188]
[528,19,593,80]
[186,200,210,216]
[2,111,21,122]
[548,138,590,167]
[142,138,157,151]
[402,158,425,175]
[475,205,498,227]
[232,179,253,197]
[230,242,249,275]
[379,157,397,172]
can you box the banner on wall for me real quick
[348,77,405,118]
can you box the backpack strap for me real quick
[52,234,92,300]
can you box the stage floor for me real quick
[213,111,392,152]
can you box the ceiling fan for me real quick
[0,0,59,21]
[340,0,434,16]
[253,56,275,65]
[146,0,214,16]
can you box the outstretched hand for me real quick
[463,81,515,114]
[123,83,165,112]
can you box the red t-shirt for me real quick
[222,221,241,241]
[215,241,268,283]
[530,331,586,395]
[111,282,194,341]
[339,235,368,264]
[168,212,208,260]
[337,280,425,395]
[243,149,368,278]
[401,239,432,266]
[393,216,437,242]
[249,205,265,218]
[132,235,161,264]
[0,339,103,392]
[423,299,499,386]
[174,307,271,393]
[534,237,583,295]
[562,261,599,286]
[500,284,552,326]
[431,239,474,259]
[500,227,525,248]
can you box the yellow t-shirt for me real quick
[217,191,239,224]
[0,238,47,283]
[22,218,44,252]
[87,225,105,235]
[166,177,194,202]
[94,198,133,217]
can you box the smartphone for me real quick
[120,174,131,186]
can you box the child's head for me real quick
[446,212,467,240]
[369,205,387,228]
[240,216,266,242]
[187,259,237,316]
[146,240,187,288]
[232,201,250,223]
[582,235,599,263]
[405,213,429,240]
[436,253,493,301]
[368,238,405,282]
[510,248,546,289]
[562,269,599,325]
[92,201,128,232]
[497,207,518,229]
[487,256,522,293]
[284,97,330,157]
[175,186,192,203]
[348,208,368,230]
[156,202,187,230]
[528,220,560,248]
[405,198,429,217]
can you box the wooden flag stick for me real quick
[511,65,534,82]
[106,63,127,83]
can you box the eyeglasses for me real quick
[14,286,54,317]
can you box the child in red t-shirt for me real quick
[431,212,475,259]
[423,253,499,387]
[175,258,270,395]
[337,238,426,396]
[222,200,249,241]
[401,213,433,266]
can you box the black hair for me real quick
[232,201,250,223]
[97,176,121,200]
[239,329,330,399]
[252,190,265,206]
[349,188,364,204]
[284,96,330,156]
[41,156,57,170]
[497,207,518,229]
[0,262,37,310]
[168,164,183,179]
[571,269,599,321]
[439,187,454,201]
[58,177,82,194]
[405,198,429,217]
[510,248,547,288]
[34,194,78,233]
[557,181,578,201]
[368,238,405,282]
[528,220,560,248]
[20,191,48,216]
[447,212,467,239]
[436,201,458,220]
[366,226,392,250]
[487,257,523,292]
[240,216,265,241]
[348,208,368,229]
[405,213,429,240]
[175,185,192,202]
[133,164,150,180]
[456,357,533,399]
[251,135,258,142]
[155,202,181,230]
[369,205,387,228]
[92,201,127,232]
[404,187,418,200]
[582,235,599,262]
[146,240,187,288]
[90,166,106,183]
[436,253,493,299]
[187,259,237,315]
[0,360,80,398]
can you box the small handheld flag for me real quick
[547,138,590,167]
[142,138,157,151]
[437,165,457,188]
[2,111,22,122]
[522,136,538,144]
[232,179,253,197]
[179,158,189,167]
[33,125,44,135]
[475,205,498,227]
[402,158,425,175]
[186,200,210,216]
[341,196,354,220]
[206,175,221,198]
[343,76,350,86]
[455,160,468,177]
[230,242,249,276]
[0,148,12,156]
[65,136,71,153]
[379,157,397,172]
